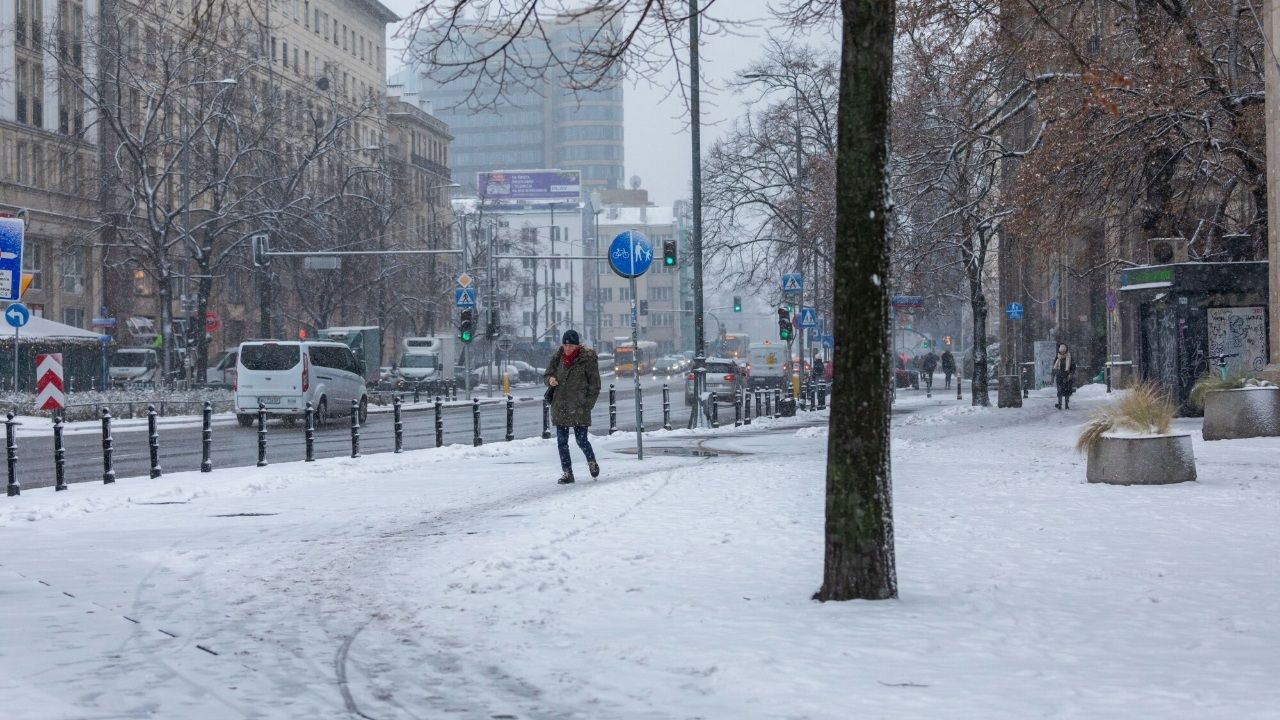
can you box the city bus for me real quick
[614,340,659,376]
[718,333,751,360]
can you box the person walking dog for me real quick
[544,330,602,484]
[1052,343,1075,410]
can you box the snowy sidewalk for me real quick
[1,390,1278,719]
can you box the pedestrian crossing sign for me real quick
[798,307,817,328]
[781,273,803,293]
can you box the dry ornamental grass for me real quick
[1076,383,1174,453]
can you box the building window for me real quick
[282,41,288,67]
[22,240,43,290]
[304,0,310,27]
[62,248,86,293]
[62,307,86,328]
[132,269,153,296]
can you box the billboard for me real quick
[477,170,581,203]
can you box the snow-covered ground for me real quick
[1,386,1277,719]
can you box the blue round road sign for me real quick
[4,302,31,328]
[607,230,654,279]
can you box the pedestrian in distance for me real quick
[1052,343,1075,410]
[544,330,602,484]
[940,349,956,389]
[921,349,939,393]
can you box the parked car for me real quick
[470,363,522,386]
[234,340,368,427]
[508,360,539,383]
[205,349,238,386]
[684,357,746,405]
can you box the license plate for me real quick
[258,396,281,404]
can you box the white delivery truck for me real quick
[398,336,456,383]
[746,340,787,389]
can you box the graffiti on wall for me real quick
[1207,307,1267,374]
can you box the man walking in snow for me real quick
[921,349,939,394]
[941,349,956,389]
[544,330,602,484]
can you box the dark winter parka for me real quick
[544,347,602,427]
[940,350,956,374]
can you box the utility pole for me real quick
[689,0,708,428]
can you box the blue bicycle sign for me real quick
[607,230,654,279]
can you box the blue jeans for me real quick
[556,426,596,473]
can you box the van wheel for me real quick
[236,414,254,428]
[315,397,328,427]
[358,396,368,424]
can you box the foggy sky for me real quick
[380,1,839,206]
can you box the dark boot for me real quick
[1064,397,1070,410]
[1055,396,1062,409]
[558,471,575,485]
[588,461,600,479]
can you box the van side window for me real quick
[308,346,346,370]
[341,348,360,374]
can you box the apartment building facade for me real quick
[0,0,102,330]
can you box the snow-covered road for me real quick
[2,387,1277,719]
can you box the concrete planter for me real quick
[1202,387,1280,441]
[1086,433,1196,485]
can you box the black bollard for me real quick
[393,395,404,453]
[51,413,66,491]
[350,399,361,458]
[413,382,421,404]
[608,384,617,435]
[710,392,719,428]
[773,388,782,419]
[451,381,459,402]
[147,404,162,478]
[764,389,773,418]
[435,398,444,447]
[662,384,672,431]
[819,382,828,410]
[472,398,483,447]
[5,413,19,496]
[755,389,763,419]
[505,395,515,442]
[957,374,963,401]
[744,388,753,425]
[734,391,742,427]
[201,401,213,472]
[799,382,808,411]
[256,402,267,467]
[304,401,316,462]
[101,407,115,483]
[541,397,552,439]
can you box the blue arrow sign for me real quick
[781,273,803,293]
[454,288,477,308]
[607,230,654,278]
[1006,302,1024,320]
[0,218,25,302]
[5,302,31,328]
[797,307,817,328]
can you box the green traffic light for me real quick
[665,257,674,266]
[461,330,473,343]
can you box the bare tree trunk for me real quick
[968,266,990,406]
[815,0,898,603]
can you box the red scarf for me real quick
[562,346,581,368]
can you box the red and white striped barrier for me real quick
[36,353,65,411]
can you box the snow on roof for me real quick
[3,315,103,343]
[598,206,676,228]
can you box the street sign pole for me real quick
[630,273,644,460]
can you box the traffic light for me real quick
[459,309,474,343]
[663,239,677,267]
[778,307,793,341]
[733,296,742,312]
[486,309,500,339]
[251,233,269,267]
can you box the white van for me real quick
[234,341,368,427]
[109,347,160,387]
[746,341,787,389]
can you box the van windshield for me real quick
[401,355,437,369]
[111,350,153,368]
[241,344,300,371]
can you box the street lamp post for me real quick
[689,0,709,428]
